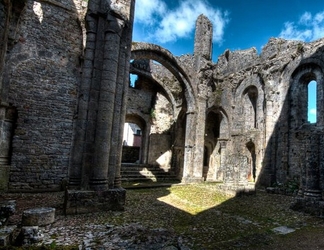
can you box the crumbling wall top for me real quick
[216,47,259,75]
[194,14,213,61]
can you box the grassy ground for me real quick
[122,183,323,249]
[3,183,324,249]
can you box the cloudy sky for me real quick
[133,0,324,122]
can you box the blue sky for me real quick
[133,0,324,122]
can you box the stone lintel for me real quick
[64,188,126,215]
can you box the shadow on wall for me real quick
[257,43,324,198]
[3,0,84,191]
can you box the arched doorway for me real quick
[204,108,229,181]
[246,141,256,182]
[122,114,147,164]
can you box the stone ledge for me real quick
[64,188,126,215]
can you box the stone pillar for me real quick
[110,6,134,188]
[194,14,213,61]
[142,126,150,164]
[89,15,123,191]
[218,139,227,181]
[182,110,196,182]
[193,96,207,181]
[66,0,134,212]
[69,0,135,192]
[260,99,276,186]
[69,12,98,189]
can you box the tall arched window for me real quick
[243,86,258,129]
[308,80,317,123]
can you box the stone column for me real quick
[260,99,276,186]
[218,139,227,181]
[142,125,150,164]
[109,23,129,188]
[193,95,207,181]
[69,12,98,189]
[182,110,196,182]
[89,15,124,191]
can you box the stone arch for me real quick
[243,86,258,129]
[290,62,324,127]
[131,42,195,110]
[131,42,200,182]
[203,107,229,181]
[130,66,182,120]
[235,74,265,131]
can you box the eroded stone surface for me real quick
[1,0,324,215]
[22,207,55,226]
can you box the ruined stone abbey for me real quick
[1,0,324,211]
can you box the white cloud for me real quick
[279,11,324,41]
[134,0,166,25]
[134,0,229,44]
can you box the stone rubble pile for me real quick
[40,223,191,250]
[0,200,16,246]
[0,200,191,249]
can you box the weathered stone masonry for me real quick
[128,14,324,212]
[0,0,86,191]
[1,1,324,214]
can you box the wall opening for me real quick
[308,80,317,123]
[122,122,142,163]
[129,73,138,88]
[246,141,256,182]
[243,86,258,129]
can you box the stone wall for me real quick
[121,146,140,163]
[2,0,86,191]
[2,0,324,211]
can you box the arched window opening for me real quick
[203,110,223,181]
[129,73,138,88]
[243,86,258,129]
[307,80,317,123]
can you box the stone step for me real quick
[121,163,178,183]
[121,165,169,172]
[121,170,174,175]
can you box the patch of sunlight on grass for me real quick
[157,184,231,215]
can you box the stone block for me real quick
[0,200,16,226]
[17,226,44,246]
[0,226,16,246]
[22,207,55,226]
[64,188,126,215]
